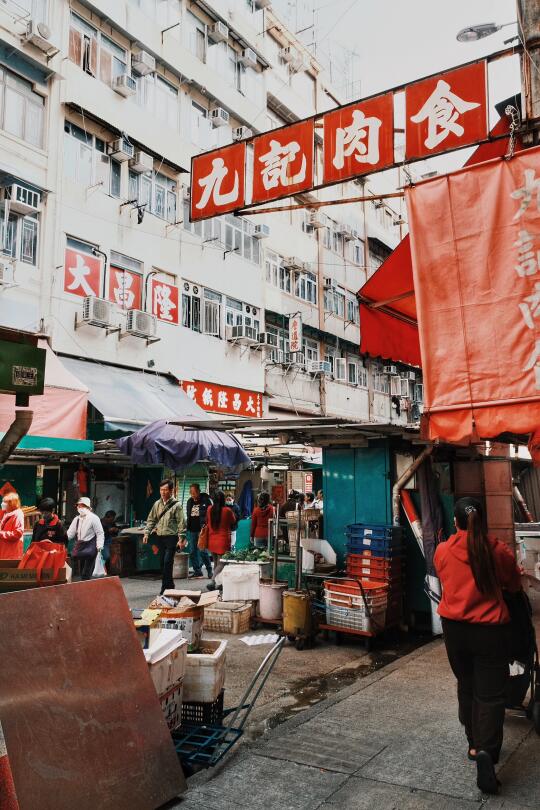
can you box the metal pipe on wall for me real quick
[392,445,433,526]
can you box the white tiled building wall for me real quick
[0,0,420,426]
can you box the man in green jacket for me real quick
[143,479,186,594]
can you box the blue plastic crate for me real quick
[345,538,403,556]
[345,524,403,541]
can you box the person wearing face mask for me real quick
[32,498,67,545]
[0,492,24,559]
[67,497,104,580]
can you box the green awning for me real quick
[1,434,94,454]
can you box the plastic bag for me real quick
[92,552,106,579]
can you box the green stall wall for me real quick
[0,465,37,507]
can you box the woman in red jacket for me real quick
[0,492,24,559]
[206,490,237,591]
[251,492,274,549]
[434,497,521,795]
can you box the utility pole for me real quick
[518,0,540,144]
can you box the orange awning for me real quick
[359,117,516,367]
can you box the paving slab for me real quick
[491,730,540,808]
[319,776,482,809]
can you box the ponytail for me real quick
[455,497,499,598]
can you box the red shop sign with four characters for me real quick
[181,380,264,418]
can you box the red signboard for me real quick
[108,267,142,310]
[190,142,246,221]
[407,145,540,442]
[289,313,302,354]
[151,278,179,324]
[181,379,264,418]
[252,120,314,204]
[405,61,488,160]
[64,248,102,298]
[323,93,394,184]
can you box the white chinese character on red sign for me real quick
[112,270,135,309]
[514,230,540,277]
[245,395,256,414]
[519,282,540,329]
[66,253,98,296]
[525,339,540,389]
[217,390,228,409]
[511,169,540,221]
[333,109,382,170]
[202,388,214,407]
[153,283,176,322]
[259,139,306,191]
[232,393,242,412]
[185,384,197,400]
[195,157,239,211]
[410,79,480,150]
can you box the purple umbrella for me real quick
[116,420,251,472]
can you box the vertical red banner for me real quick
[405,61,488,160]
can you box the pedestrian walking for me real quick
[100,510,119,572]
[32,498,67,545]
[225,493,241,550]
[434,497,522,795]
[206,490,237,591]
[185,483,213,579]
[143,479,186,594]
[0,491,24,559]
[67,497,105,580]
[251,492,274,550]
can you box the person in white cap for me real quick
[67,497,105,581]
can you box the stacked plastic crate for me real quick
[323,577,388,633]
[345,523,403,629]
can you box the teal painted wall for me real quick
[323,444,391,565]
[0,464,37,507]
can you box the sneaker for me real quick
[206,569,213,579]
[206,581,217,591]
[476,751,499,795]
[189,572,204,579]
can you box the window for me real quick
[295,271,317,304]
[322,226,331,250]
[129,170,177,222]
[100,35,128,84]
[302,338,319,363]
[266,325,290,360]
[324,288,345,318]
[69,13,131,89]
[190,101,213,150]
[265,251,291,293]
[301,210,314,236]
[358,362,368,388]
[223,215,260,264]
[186,11,207,63]
[324,349,336,374]
[64,122,121,197]
[225,296,243,328]
[66,236,96,254]
[137,74,180,131]
[352,240,363,265]
[1,211,38,265]
[347,296,359,325]
[108,251,143,309]
[203,289,222,336]
[0,68,45,148]
[372,364,389,393]
[332,229,344,256]
[347,361,357,385]
[182,285,201,332]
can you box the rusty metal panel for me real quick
[0,578,186,810]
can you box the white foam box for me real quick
[145,630,187,695]
[183,638,227,703]
[220,563,260,601]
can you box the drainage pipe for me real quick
[392,445,433,526]
[0,410,33,464]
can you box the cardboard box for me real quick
[160,679,184,731]
[0,560,67,592]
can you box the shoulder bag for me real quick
[150,498,178,539]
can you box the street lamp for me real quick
[456,22,516,42]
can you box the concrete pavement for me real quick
[173,635,540,810]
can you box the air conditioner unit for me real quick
[290,54,307,73]
[182,186,190,201]
[226,324,259,345]
[208,22,229,43]
[405,371,416,381]
[132,50,156,76]
[383,364,399,376]
[309,210,325,228]
[283,256,302,270]
[308,360,332,375]
[1,184,41,215]
[25,20,52,52]
[239,48,257,68]
[284,351,305,367]
[81,296,113,328]
[113,73,137,97]
[0,261,14,286]
[323,277,337,290]
[255,0,272,8]
[334,358,347,381]
[253,224,270,239]
[279,45,296,64]
[210,107,230,127]
[301,261,313,273]
[232,126,253,141]
[336,223,353,238]
[257,331,278,348]
[269,349,284,364]
[125,309,157,338]
[129,150,153,173]
[108,138,134,161]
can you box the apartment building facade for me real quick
[0,0,420,438]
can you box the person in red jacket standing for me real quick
[251,492,274,550]
[206,490,237,591]
[434,497,521,795]
[0,492,24,559]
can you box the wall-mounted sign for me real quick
[64,248,102,298]
[289,314,303,354]
[181,379,264,418]
[151,279,179,324]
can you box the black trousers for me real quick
[78,555,97,581]
[442,618,509,762]
[157,535,178,595]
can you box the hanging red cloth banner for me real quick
[407,145,540,443]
